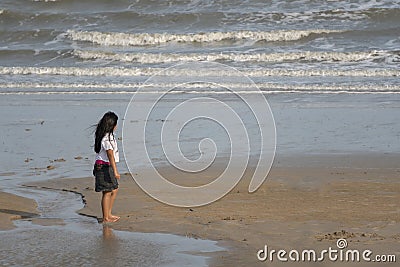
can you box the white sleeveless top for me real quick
[95,133,119,163]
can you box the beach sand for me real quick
[22,155,400,266]
[0,191,38,230]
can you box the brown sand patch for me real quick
[0,192,38,230]
[28,164,400,266]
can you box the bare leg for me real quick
[101,191,113,222]
[109,188,120,220]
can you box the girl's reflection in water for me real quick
[101,224,119,257]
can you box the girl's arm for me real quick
[106,149,120,179]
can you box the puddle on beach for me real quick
[0,224,220,267]
[0,187,224,267]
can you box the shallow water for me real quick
[0,223,221,267]
[0,93,399,181]
[0,222,217,266]
[0,186,223,267]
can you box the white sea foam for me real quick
[73,50,396,64]
[66,29,343,46]
[1,82,398,94]
[0,66,399,77]
[0,66,151,76]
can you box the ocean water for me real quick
[1,0,399,176]
[0,0,399,95]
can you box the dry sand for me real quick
[22,158,400,267]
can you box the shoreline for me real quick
[21,157,400,266]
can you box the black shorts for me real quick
[93,164,118,192]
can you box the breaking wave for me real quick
[66,29,343,46]
[73,50,399,64]
[1,82,398,94]
[0,66,399,77]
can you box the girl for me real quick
[93,111,121,223]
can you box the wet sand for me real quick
[0,191,38,230]
[25,155,400,266]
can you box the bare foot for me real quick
[110,215,120,221]
[102,217,119,223]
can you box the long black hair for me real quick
[94,111,118,153]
